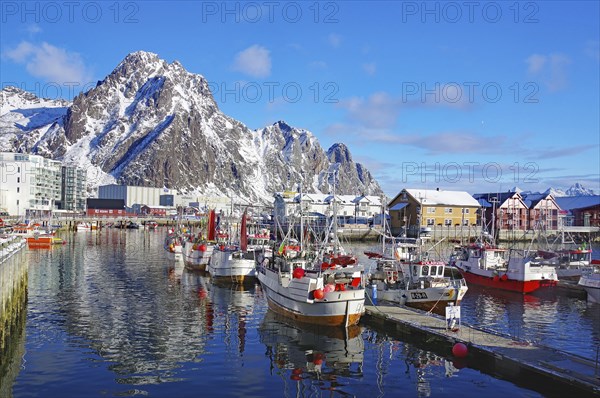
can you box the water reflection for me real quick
[259,310,364,395]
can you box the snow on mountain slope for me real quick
[0,51,383,204]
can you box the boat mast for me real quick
[299,179,303,251]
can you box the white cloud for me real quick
[526,53,571,92]
[4,41,92,85]
[232,45,271,78]
[26,24,42,35]
[526,54,546,74]
[309,60,327,69]
[328,33,342,48]
[338,92,401,129]
[362,62,376,76]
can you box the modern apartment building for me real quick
[61,165,88,212]
[0,152,62,217]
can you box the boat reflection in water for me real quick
[259,310,364,394]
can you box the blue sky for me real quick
[1,1,599,197]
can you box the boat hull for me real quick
[458,269,557,293]
[372,284,468,316]
[208,249,257,284]
[182,242,213,271]
[257,267,365,327]
[578,273,600,303]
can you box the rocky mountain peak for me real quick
[1,51,384,204]
[327,143,352,164]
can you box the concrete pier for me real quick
[364,303,600,396]
[0,241,28,397]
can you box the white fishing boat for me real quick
[365,210,467,314]
[164,228,183,261]
[208,210,258,284]
[182,210,217,271]
[257,180,365,327]
[578,266,600,303]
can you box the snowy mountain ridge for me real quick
[0,51,383,204]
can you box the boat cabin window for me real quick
[421,265,429,276]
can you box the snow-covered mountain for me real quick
[0,51,383,203]
[544,183,596,197]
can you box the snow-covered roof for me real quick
[301,193,329,203]
[406,189,480,207]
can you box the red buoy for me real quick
[500,274,508,281]
[452,342,468,358]
[293,268,305,279]
[198,244,207,252]
[313,289,324,300]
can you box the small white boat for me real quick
[578,266,600,303]
[208,211,258,284]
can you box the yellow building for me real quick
[388,188,480,234]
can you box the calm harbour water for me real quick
[3,229,599,397]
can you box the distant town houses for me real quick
[1,152,598,232]
[273,192,383,227]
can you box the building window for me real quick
[462,208,469,214]
[463,219,469,226]
[427,218,435,226]
[445,208,453,214]
[427,207,435,213]
[17,187,20,193]
[445,219,452,226]
[17,177,20,183]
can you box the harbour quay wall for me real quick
[0,246,28,397]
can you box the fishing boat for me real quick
[578,267,600,304]
[365,210,467,315]
[257,181,366,327]
[11,222,62,248]
[208,210,259,284]
[451,243,558,294]
[164,228,184,261]
[182,210,216,271]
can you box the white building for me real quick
[0,152,62,217]
[61,165,87,212]
[98,185,176,208]
[273,192,384,226]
